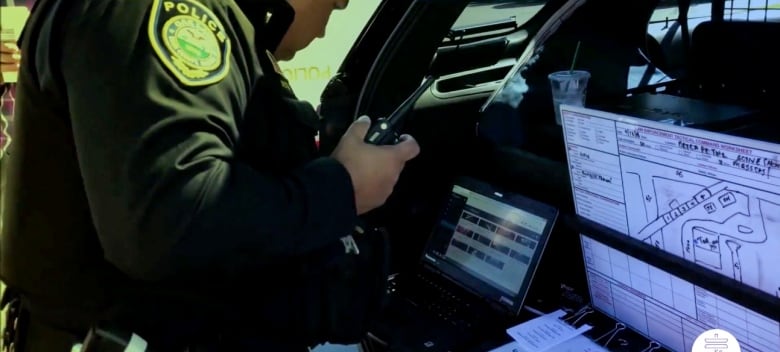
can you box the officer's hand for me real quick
[0,42,21,84]
[332,116,420,215]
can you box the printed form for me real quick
[581,234,779,352]
[560,105,780,298]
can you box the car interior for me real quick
[318,0,780,351]
[6,0,780,352]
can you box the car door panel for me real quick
[428,58,515,100]
[361,0,655,272]
[320,0,567,270]
[433,36,510,77]
[423,16,534,105]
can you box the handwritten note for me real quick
[506,310,592,352]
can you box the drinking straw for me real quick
[569,40,581,73]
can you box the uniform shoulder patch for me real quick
[148,0,231,86]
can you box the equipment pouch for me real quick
[300,227,391,345]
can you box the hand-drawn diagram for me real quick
[621,157,780,297]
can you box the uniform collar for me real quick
[265,50,283,75]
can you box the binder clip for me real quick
[639,341,661,352]
[594,322,626,347]
[563,305,593,325]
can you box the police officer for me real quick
[1,0,420,350]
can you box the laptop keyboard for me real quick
[403,273,474,329]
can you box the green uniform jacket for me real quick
[1,0,362,348]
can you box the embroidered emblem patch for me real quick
[148,0,231,86]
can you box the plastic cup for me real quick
[548,70,590,125]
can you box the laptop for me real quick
[379,177,559,351]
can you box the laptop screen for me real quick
[421,177,558,314]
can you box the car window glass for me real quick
[279,0,382,105]
[631,0,780,90]
[723,0,780,21]
[629,0,713,90]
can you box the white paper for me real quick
[506,310,592,352]
[548,334,609,352]
[488,335,608,352]
[123,333,148,352]
[561,105,780,297]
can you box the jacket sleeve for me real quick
[57,0,358,281]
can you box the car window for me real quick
[629,0,714,90]
[278,0,382,105]
[632,0,780,90]
[722,0,780,21]
[644,0,779,34]
[444,0,547,43]
[649,0,712,33]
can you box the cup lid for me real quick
[548,70,590,79]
